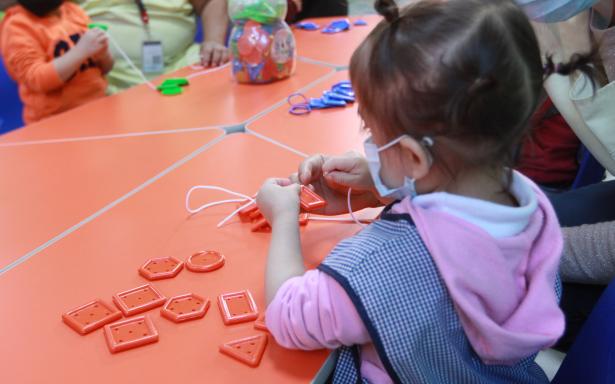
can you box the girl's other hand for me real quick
[256,178,301,224]
[292,152,382,215]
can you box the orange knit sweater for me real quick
[0,3,107,124]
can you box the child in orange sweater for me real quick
[0,0,113,124]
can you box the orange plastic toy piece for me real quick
[219,334,268,367]
[186,250,225,272]
[112,284,167,317]
[237,201,259,222]
[103,315,159,353]
[251,216,270,232]
[238,195,310,231]
[217,290,259,325]
[138,256,183,280]
[254,315,268,332]
[161,293,210,323]
[299,213,309,226]
[300,186,326,211]
[62,299,122,335]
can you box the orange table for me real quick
[294,15,381,67]
[0,134,364,383]
[0,128,223,271]
[0,61,332,144]
[247,70,367,157]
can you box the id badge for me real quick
[142,41,164,74]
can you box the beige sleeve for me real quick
[561,221,615,284]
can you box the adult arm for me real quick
[560,221,615,284]
[191,0,229,67]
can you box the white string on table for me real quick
[186,62,231,80]
[185,184,369,228]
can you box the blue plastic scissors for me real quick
[287,81,355,115]
[322,19,351,34]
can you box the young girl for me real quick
[256,0,588,382]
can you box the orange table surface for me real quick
[0,134,364,384]
[0,128,223,271]
[0,61,332,144]
[248,70,367,157]
[294,15,381,67]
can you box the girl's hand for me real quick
[256,178,301,225]
[291,152,383,215]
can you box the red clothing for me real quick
[0,3,107,123]
[517,98,580,186]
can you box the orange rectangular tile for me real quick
[0,61,333,144]
[294,15,381,67]
[0,134,364,384]
[247,70,368,156]
[0,129,223,269]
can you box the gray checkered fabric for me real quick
[320,211,555,384]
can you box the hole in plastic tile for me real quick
[217,290,258,325]
[62,299,122,335]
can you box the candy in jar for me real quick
[229,0,296,84]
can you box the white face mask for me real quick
[363,135,433,201]
[516,0,599,22]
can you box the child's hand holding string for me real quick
[291,152,384,215]
[257,178,304,304]
[256,178,301,225]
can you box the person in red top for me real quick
[0,0,113,124]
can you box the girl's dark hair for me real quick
[18,0,63,17]
[351,0,594,174]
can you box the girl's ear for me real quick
[398,136,432,180]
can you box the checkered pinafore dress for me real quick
[319,210,558,384]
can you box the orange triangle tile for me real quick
[219,334,268,367]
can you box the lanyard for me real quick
[134,0,149,26]
[134,0,153,39]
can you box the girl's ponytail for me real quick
[544,50,599,91]
[375,0,400,23]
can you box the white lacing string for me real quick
[306,188,367,226]
[185,184,370,228]
[106,32,157,91]
[186,185,255,227]
[347,188,367,227]
[186,62,231,80]
[106,31,230,91]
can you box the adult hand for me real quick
[291,152,383,215]
[200,41,230,67]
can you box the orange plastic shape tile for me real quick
[161,293,210,323]
[217,290,259,325]
[219,334,268,367]
[186,251,225,272]
[112,284,167,317]
[300,186,326,211]
[138,256,183,281]
[299,213,309,226]
[237,201,259,222]
[254,315,268,332]
[62,299,122,335]
[103,315,159,354]
[251,217,270,232]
